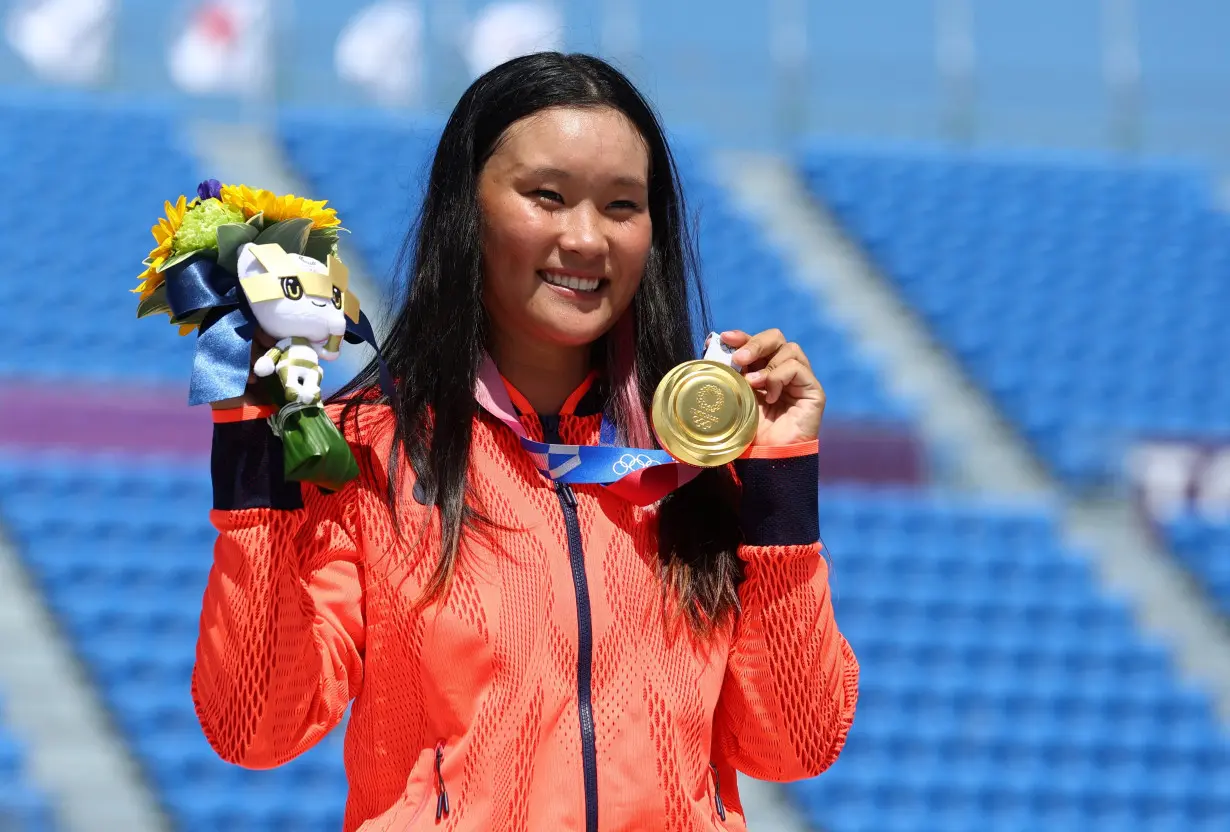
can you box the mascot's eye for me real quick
[281,277,303,300]
[332,286,343,310]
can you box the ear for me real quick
[237,245,295,305]
[234,241,261,278]
[247,243,302,277]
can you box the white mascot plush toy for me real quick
[236,242,352,405]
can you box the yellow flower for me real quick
[220,184,340,229]
[132,194,196,300]
[133,183,343,337]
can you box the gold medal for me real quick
[651,337,759,467]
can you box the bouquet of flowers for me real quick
[133,179,374,491]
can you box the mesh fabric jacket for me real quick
[195,378,858,831]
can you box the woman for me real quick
[197,52,858,831]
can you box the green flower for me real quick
[172,199,246,256]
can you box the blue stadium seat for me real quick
[796,143,1230,486]
[0,454,347,832]
[6,450,1228,830]
[1165,515,1230,617]
[786,485,1230,830]
[6,95,1230,831]
[0,98,200,385]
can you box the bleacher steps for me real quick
[717,149,1230,725]
[715,151,1049,497]
[0,531,168,832]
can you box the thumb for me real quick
[718,329,750,347]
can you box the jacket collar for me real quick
[500,369,605,418]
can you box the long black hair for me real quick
[336,52,743,634]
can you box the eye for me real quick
[332,287,343,310]
[532,189,564,204]
[281,276,303,301]
[609,200,641,212]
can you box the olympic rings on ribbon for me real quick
[611,453,659,476]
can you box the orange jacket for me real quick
[194,375,858,831]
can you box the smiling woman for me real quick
[195,52,858,832]
[480,106,651,412]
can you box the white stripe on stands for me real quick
[0,527,169,832]
[720,150,1230,725]
[738,773,816,832]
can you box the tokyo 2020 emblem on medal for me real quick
[651,334,759,467]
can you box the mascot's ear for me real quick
[247,243,302,278]
[238,243,307,305]
[235,242,261,279]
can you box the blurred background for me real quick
[1,0,1229,830]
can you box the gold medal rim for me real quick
[651,360,758,467]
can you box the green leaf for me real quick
[280,405,360,490]
[302,227,339,263]
[157,247,212,273]
[170,307,211,327]
[136,284,172,319]
[246,212,266,231]
[255,217,314,256]
[216,222,260,274]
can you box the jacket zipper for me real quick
[710,762,727,822]
[435,742,450,821]
[541,415,599,832]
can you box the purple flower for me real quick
[197,179,222,201]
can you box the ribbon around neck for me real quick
[162,254,394,406]
[474,355,701,506]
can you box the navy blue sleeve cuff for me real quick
[211,419,304,511]
[734,452,820,547]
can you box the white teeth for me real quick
[541,272,601,292]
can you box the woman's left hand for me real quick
[720,329,825,447]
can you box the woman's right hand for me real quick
[209,329,276,410]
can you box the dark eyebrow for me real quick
[523,166,647,191]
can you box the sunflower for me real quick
[220,184,340,229]
[132,194,197,300]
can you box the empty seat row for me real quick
[797,144,1230,487]
[1164,515,1230,618]
[5,448,1229,832]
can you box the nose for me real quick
[557,203,608,259]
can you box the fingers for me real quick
[746,357,819,405]
[766,340,812,371]
[717,329,751,348]
[725,328,785,370]
[722,328,814,372]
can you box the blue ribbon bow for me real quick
[162,254,392,406]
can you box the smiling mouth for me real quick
[538,271,607,293]
[311,300,328,307]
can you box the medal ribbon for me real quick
[472,334,742,506]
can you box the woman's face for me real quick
[478,105,652,352]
